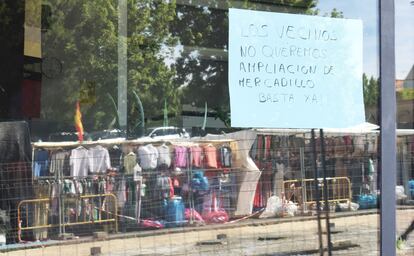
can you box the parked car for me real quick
[89,129,126,141]
[146,126,190,139]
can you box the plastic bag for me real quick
[409,180,414,197]
[192,170,209,191]
[202,192,229,224]
[337,202,359,211]
[203,210,229,224]
[357,194,377,209]
[185,208,204,222]
[285,201,298,217]
[396,186,407,200]
[141,219,164,229]
[409,180,414,189]
[259,196,283,218]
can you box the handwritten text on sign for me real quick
[228,9,365,129]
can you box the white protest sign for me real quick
[228,8,365,129]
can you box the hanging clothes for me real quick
[264,136,272,160]
[108,146,122,170]
[257,135,264,160]
[253,181,262,208]
[261,162,273,206]
[115,176,127,209]
[191,145,202,168]
[123,152,137,175]
[219,145,232,168]
[124,176,137,219]
[70,146,89,177]
[174,146,188,168]
[138,144,159,170]
[50,151,70,177]
[33,149,49,177]
[33,181,51,240]
[50,181,60,217]
[168,177,174,198]
[88,145,111,174]
[203,144,218,169]
[157,144,171,168]
[156,175,172,199]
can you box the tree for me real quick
[362,73,379,123]
[363,73,379,107]
[170,1,352,128]
[329,8,344,18]
[41,0,179,135]
[39,0,353,134]
[362,73,379,108]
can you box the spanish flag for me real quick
[74,101,84,142]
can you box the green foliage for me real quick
[329,8,344,18]
[39,0,350,132]
[170,0,349,127]
[363,73,379,107]
[172,2,230,111]
[41,0,179,135]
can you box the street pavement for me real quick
[1,209,413,256]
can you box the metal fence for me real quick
[0,132,413,255]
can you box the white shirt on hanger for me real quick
[88,145,111,174]
[70,146,89,177]
[157,144,171,168]
[138,144,159,169]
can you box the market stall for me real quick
[16,126,414,242]
[251,125,380,213]
[19,131,258,241]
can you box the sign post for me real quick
[311,129,324,255]
[320,129,333,255]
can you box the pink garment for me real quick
[185,208,204,222]
[191,145,202,167]
[141,219,164,229]
[106,178,114,193]
[257,135,264,160]
[203,144,218,169]
[265,136,271,159]
[174,146,188,168]
[202,192,228,224]
[173,178,180,187]
[168,177,174,198]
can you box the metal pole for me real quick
[402,140,410,200]
[320,129,332,256]
[118,0,128,132]
[299,147,307,212]
[58,167,64,237]
[379,0,396,255]
[311,129,324,256]
[188,149,194,224]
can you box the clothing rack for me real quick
[27,138,240,239]
[31,143,127,239]
[251,133,379,209]
[34,174,112,180]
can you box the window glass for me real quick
[0,1,383,254]
[395,0,414,251]
[0,0,380,141]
